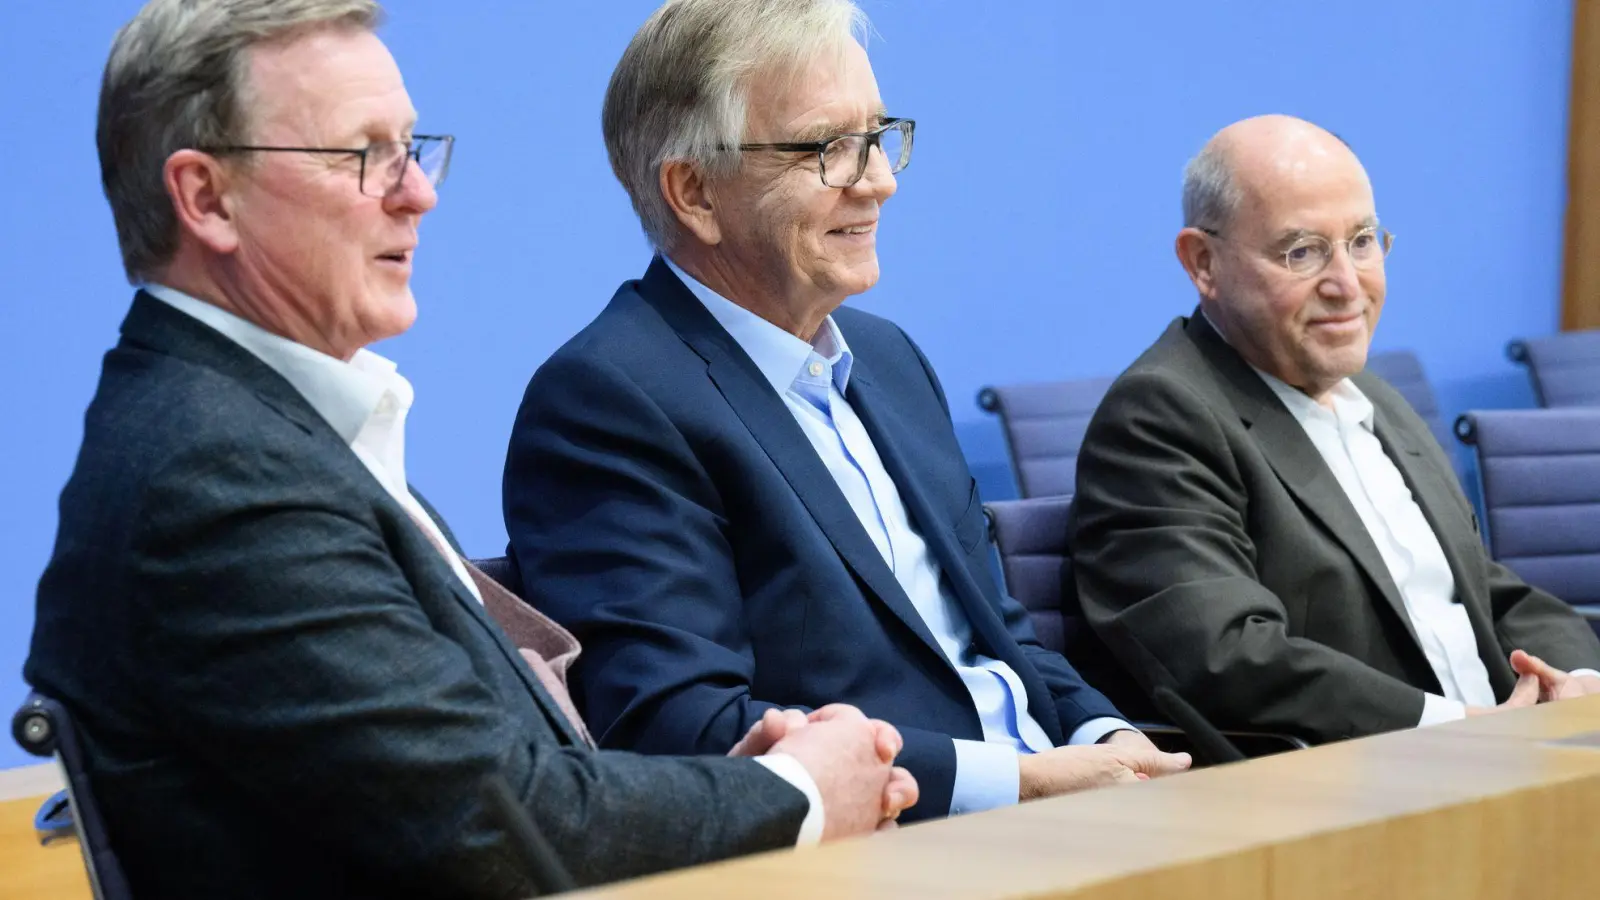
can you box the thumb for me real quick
[1118,747,1190,776]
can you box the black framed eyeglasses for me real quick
[197,134,455,198]
[738,118,914,188]
[1201,225,1394,278]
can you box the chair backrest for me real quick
[1507,330,1600,408]
[977,377,1116,498]
[984,496,1153,717]
[12,692,132,900]
[1456,409,1600,605]
[472,555,522,597]
[1365,349,1455,452]
[983,496,1080,653]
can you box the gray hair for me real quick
[99,0,382,283]
[1180,139,1241,231]
[602,0,870,251]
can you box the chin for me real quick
[835,261,881,298]
[365,289,420,344]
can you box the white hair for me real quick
[602,0,871,251]
[1180,139,1241,230]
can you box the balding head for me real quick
[1175,115,1388,405]
[1183,115,1366,232]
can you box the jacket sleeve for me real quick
[131,436,807,894]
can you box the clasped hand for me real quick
[729,704,917,837]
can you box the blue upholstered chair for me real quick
[1455,409,1600,634]
[1366,349,1455,453]
[1507,330,1600,408]
[12,692,132,900]
[980,354,1448,500]
[977,377,1116,498]
[982,497,1304,761]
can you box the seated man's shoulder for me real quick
[82,348,373,513]
[831,304,907,347]
[531,287,696,387]
[1096,321,1229,422]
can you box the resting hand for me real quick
[1510,650,1600,703]
[1017,742,1191,801]
[770,714,908,840]
[728,707,811,757]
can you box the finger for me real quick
[1508,672,1541,706]
[727,717,768,757]
[808,703,867,724]
[777,707,808,737]
[871,720,904,763]
[751,709,790,753]
[1509,649,1535,675]
[875,817,900,832]
[1512,651,1562,686]
[1111,766,1143,785]
[1121,748,1191,776]
[883,767,918,815]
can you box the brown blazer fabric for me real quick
[1069,311,1600,743]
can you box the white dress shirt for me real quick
[667,259,1131,815]
[1255,371,1599,723]
[144,284,824,844]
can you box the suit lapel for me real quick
[1187,315,1425,651]
[846,367,1017,653]
[641,260,949,665]
[1370,405,1516,695]
[403,492,589,746]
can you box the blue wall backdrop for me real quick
[0,1,1573,768]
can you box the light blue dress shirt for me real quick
[666,259,1131,814]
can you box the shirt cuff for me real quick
[1418,693,1468,727]
[1068,717,1136,746]
[1569,668,1600,681]
[753,753,824,846]
[950,738,1021,815]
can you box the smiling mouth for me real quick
[830,224,875,236]
[377,250,412,263]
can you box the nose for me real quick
[1317,240,1361,301]
[385,157,438,215]
[847,141,898,201]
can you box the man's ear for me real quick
[660,159,721,246]
[1175,227,1219,298]
[164,149,241,256]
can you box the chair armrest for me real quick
[1136,722,1307,761]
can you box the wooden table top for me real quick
[5,699,1600,899]
[578,696,1600,899]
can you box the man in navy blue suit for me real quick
[503,0,1190,823]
